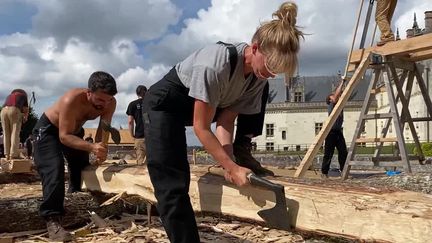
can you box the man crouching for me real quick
[33,71,117,241]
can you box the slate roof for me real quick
[268,75,370,103]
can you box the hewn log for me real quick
[82,164,432,243]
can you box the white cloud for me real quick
[116,64,170,93]
[0,0,430,145]
[28,0,181,47]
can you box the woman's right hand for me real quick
[224,165,251,187]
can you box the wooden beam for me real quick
[349,33,432,64]
[370,86,386,94]
[0,158,32,173]
[355,137,397,143]
[294,55,371,178]
[407,49,432,62]
[82,164,432,243]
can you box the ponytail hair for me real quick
[252,2,304,77]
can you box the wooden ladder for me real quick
[294,54,371,178]
[294,34,432,178]
[341,55,432,179]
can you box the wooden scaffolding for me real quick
[294,33,432,178]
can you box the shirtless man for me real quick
[33,71,117,241]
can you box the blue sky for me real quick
[0,0,430,145]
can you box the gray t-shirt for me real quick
[175,43,266,115]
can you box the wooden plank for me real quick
[373,70,410,158]
[82,164,432,243]
[412,117,432,122]
[384,65,411,173]
[348,161,403,167]
[363,113,393,120]
[370,86,386,94]
[371,155,422,162]
[342,69,381,180]
[355,137,397,143]
[294,55,371,178]
[349,33,432,64]
[0,158,32,173]
[405,49,432,62]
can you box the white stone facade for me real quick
[253,61,432,151]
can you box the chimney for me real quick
[425,11,432,34]
[406,28,414,38]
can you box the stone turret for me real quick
[425,11,432,34]
[406,12,424,38]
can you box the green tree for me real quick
[414,143,432,157]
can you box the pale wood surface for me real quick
[349,33,432,64]
[355,137,397,143]
[0,158,32,173]
[82,163,432,243]
[85,128,134,145]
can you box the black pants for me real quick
[33,113,89,218]
[236,82,269,138]
[143,68,199,243]
[143,68,268,242]
[322,130,348,175]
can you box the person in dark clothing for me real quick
[25,135,34,159]
[33,71,117,241]
[0,130,4,158]
[142,2,303,242]
[233,81,274,176]
[322,80,348,178]
[126,85,147,165]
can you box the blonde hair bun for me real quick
[252,1,304,77]
[273,2,297,28]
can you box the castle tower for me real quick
[425,11,432,34]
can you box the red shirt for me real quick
[3,91,28,112]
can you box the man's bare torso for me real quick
[45,88,106,133]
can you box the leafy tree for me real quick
[414,143,432,157]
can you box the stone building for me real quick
[253,11,432,152]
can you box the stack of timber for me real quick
[82,164,432,242]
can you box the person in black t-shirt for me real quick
[322,80,348,178]
[126,85,147,165]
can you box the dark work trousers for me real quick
[322,129,348,175]
[142,67,199,243]
[235,81,269,138]
[33,113,90,218]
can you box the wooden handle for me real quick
[208,166,225,177]
[247,173,284,192]
[101,130,110,145]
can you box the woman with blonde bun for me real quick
[142,2,303,242]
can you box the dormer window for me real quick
[294,91,302,102]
